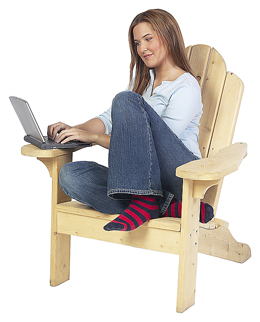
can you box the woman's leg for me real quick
[107,92,163,200]
[107,91,197,201]
[59,160,214,228]
[59,161,130,214]
[104,91,198,231]
[162,198,214,224]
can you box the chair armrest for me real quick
[21,144,85,158]
[176,142,247,181]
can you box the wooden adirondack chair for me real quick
[21,44,251,313]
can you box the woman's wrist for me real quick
[92,133,110,149]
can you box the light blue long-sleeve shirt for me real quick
[97,71,203,158]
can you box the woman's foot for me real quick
[162,198,214,223]
[103,195,160,231]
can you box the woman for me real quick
[48,9,214,231]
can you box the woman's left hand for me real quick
[56,128,97,144]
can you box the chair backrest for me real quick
[186,45,244,212]
[186,45,244,158]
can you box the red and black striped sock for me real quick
[103,195,160,231]
[162,198,214,224]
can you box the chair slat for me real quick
[202,72,244,213]
[185,45,192,59]
[198,48,227,158]
[189,44,211,89]
[208,72,244,156]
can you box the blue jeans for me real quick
[59,91,198,215]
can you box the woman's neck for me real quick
[152,64,186,95]
[154,64,185,83]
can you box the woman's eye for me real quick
[146,38,152,42]
[135,42,140,46]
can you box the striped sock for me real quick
[162,198,214,224]
[103,195,160,231]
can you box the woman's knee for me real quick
[113,91,141,110]
[113,91,140,104]
[111,91,143,121]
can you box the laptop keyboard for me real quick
[44,136,79,146]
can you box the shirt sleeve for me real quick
[96,107,112,134]
[161,84,202,137]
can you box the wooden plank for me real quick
[21,144,84,158]
[56,201,181,231]
[148,217,181,231]
[208,72,244,156]
[177,179,200,313]
[57,211,181,255]
[198,224,251,263]
[198,48,227,158]
[188,44,211,89]
[185,45,192,59]
[176,142,247,181]
[50,154,72,286]
[202,72,244,211]
[36,154,72,287]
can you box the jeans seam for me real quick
[139,96,153,191]
[160,192,174,215]
[107,188,163,197]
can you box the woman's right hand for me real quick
[47,122,72,141]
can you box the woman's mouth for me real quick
[144,54,153,59]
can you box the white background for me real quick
[1,0,259,321]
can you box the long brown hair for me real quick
[128,9,194,95]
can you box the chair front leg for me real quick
[176,179,200,313]
[38,153,72,286]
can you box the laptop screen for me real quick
[9,96,45,142]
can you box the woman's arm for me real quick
[56,127,111,149]
[162,84,202,137]
[74,118,106,134]
[48,118,110,149]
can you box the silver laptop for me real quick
[9,96,92,149]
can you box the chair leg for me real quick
[50,232,71,286]
[38,154,72,286]
[176,179,200,313]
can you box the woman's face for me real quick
[133,22,168,69]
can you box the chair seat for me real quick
[56,200,183,255]
[57,200,182,231]
[56,200,217,231]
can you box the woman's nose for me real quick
[140,45,147,54]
